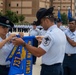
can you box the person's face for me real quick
[0,26,9,36]
[57,22,62,28]
[40,18,48,30]
[68,21,76,31]
[33,25,36,29]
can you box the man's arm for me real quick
[0,34,16,48]
[66,36,76,47]
[12,38,46,57]
[23,43,46,57]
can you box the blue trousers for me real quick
[63,54,76,75]
[40,63,63,75]
[32,38,38,64]
[32,55,36,64]
[0,65,9,75]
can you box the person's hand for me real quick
[6,34,16,42]
[36,36,44,45]
[12,38,25,46]
[36,36,44,42]
[19,32,24,38]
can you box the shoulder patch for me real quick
[42,36,51,46]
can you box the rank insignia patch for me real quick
[42,36,51,46]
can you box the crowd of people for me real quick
[0,6,76,75]
[9,24,43,32]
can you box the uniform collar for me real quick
[73,31,76,35]
[48,25,57,31]
[33,28,37,30]
[68,29,76,35]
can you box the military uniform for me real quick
[0,16,14,75]
[63,24,76,75]
[57,18,66,31]
[11,7,67,75]
[40,29,47,36]
[39,25,66,75]
[0,33,14,75]
[35,6,67,75]
[29,28,40,36]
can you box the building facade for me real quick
[52,0,75,18]
[0,0,75,23]
[74,0,76,18]
[0,0,50,23]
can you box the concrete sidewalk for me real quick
[32,57,41,75]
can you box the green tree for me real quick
[0,12,3,16]
[61,13,68,25]
[19,14,25,24]
[5,10,19,23]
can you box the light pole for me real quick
[58,7,61,19]
[58,7,60,10]
[68,7,70,10]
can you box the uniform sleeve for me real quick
[29,29,32,35]
[39,33,54,52]
[37,29,41,35]
[73,35,76,42]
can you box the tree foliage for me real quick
[19,14,25,23]
[61,13,68,25]
[4,10,19,23]
[4,10,25,24]
[0,12,3,16]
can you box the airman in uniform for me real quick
[12,7,66,75]
[63,18,76,75]
[0,16,16,75]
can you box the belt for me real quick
[65,53,76,56]
[41,63,61,67]
[0,65,10,68]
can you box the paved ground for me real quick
[32,57,41,75]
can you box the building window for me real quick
[58,6,60,7]
[9,4,11,7]
[63,6,65,8]
[1,3,3,4]
[17,11,18,14]
[17,4,19,7]
[75,6,76,9]
[1,10,3,12]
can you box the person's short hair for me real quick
[56,18,62,23]
[31,21,37,25]
[69,18,75,22]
